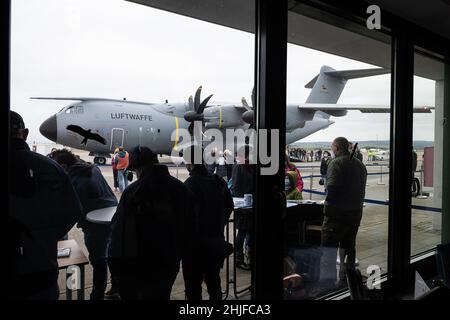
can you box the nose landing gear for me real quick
[94,156,106,165]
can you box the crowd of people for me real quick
[288,147,323,162]
[9,109,368,300]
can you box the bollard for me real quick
[176,163,179,179]
[309,166,316,199]
[377,163,385,185]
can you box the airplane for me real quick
[37,65,433,165]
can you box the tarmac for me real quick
[55,149,441,300]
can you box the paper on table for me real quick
[58,247,71,258]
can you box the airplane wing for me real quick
[297,104,434,113]
[31,97,155,105]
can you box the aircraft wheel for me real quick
[94,157,106,165]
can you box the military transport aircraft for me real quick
[37,65,433,164]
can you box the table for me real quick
[86,206,117,224]
[226,198,302,299]
[233,197,309,209]
[57,239,89,300]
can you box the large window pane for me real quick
[411,50,445,256]
[11,0,255,300]
[284,3,391,299]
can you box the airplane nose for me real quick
[40,115,57,142]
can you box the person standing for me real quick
[115,147,129,193]
[231,146,255,270]
[182,146,234,300]
[321,137,367,286]
[320,151,332,190]
[111,148,120,192]
[50,149,118,300]
[215,150,228,181]
[109,146,196,299]
[8,111,82,300]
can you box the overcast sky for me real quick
[11,0,437,144]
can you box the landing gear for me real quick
[94,157,106,165]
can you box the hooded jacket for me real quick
[285,171,303,200]
[67,161,118,229]
[285,164,304,193]
[115,151,129,170]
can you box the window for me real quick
[411,49,445,256]
[284,4,391,299]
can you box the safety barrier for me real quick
[302,189,442,213]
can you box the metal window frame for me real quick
[253,0,450,299]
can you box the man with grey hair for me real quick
[321,136,367,288]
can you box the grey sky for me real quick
[11,0,436,144]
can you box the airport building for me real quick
[6,0,450,301]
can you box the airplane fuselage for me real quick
[42,100,334,156]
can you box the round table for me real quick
[86,206,117,224]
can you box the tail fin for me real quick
[305,66,389,118]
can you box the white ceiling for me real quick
[127,0,446,80]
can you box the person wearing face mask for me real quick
[285,153,303,197]
[285,171,303,200]
[321,137,367,289]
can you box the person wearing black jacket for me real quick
[51,149,118,300]
[231,146,255,270]
[183,146,234,300]
[8,111,82,300]
[109,146,196,300]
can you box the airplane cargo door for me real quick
[111,128,125,150]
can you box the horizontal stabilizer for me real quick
[298,103,433,113]
[324,68,390,79]
[304,67,390,89]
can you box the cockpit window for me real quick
[76,105,84,114]
[64,105,84,114]
[65,106,74,114]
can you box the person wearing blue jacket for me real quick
[51,149,118,300]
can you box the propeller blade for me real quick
[251,87,255,110]
[241,97,250,110]
[188,95,194,111]
[197,94,213,114]
[194,86,202,112]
